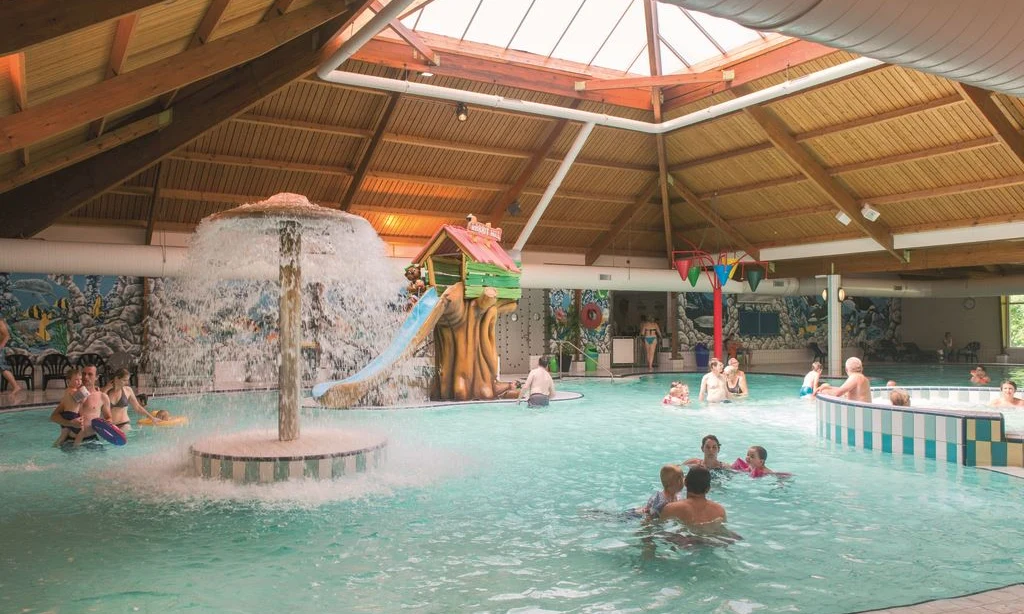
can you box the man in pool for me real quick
[817,356,871,403]
[990,380,1024,407]
[73,365,112,446]
[519,356,555,407]
[659,467,726,531]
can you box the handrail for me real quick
[554,339,617,379]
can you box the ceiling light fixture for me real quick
[861,203,881,222]
[835,211,852,226]
[420,71,434,78]
[821,287,847,302]
[455,102,468,122]
[506,199,521,216]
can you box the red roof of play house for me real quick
[414,224,521,273]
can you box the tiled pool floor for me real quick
[861,583,1024,613]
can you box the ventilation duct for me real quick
[666,1,1024,96]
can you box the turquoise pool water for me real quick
[1,369,1023,613]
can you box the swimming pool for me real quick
[1,370,1022,613]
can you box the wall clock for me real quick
[962,297,976,310]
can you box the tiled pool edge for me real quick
[816,386,1024,467]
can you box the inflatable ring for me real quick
[91,418,127,446]
[581,302,603,329]
[138,416,189,427]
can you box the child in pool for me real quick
[137,395,179,423]
[663,381,690,405]
[638,464,684,519]
[799,361,822,398]
[970,365,990,385]
[732,445,777,477]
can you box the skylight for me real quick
[400,0,770,76]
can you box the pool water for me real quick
[1,369,1023,614]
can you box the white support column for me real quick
[827,274,843,377]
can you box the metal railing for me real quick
[552,339,618,379]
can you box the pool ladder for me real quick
[553,340,617,379]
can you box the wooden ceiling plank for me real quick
[350,204,611,231]
[0,0,354,156]
[2,0,165,56]
[7,52,29,166]
[487,100,582,225]
[160,0,236,109]
[370,1,438,66]
[643,0,675,264]
[89,14,141,139]
[829,136,999,175]
[577,71,733,92]
[0,110,171,195]
[585,178,659,265]
[864,174,1024,206]
[743,105,903,261]
[668,175,760,258]
[262,0,299,21]
[144,161,165,245]
[234,113,374,139]
[772,241,1024,277]
[794,94,962,142]
[170,150,353,175]
[340,91,402,210]
[366,170,506,192]
[954,83,1024,169]
[0,5,361,238]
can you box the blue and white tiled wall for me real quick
[816,387,1024,467]
[191,444,386,483]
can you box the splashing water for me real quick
[145,194,426,407]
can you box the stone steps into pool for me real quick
[859,582,1024,613]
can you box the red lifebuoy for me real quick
[581,302,603,329]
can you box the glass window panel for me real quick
[589,0,647,73]
[551,0,633,66]
[656,5,721,65]
[659,41,686,75]
[413,0,480,39]
[462,0,535,48]
[688,11,762,52]
[506,0,587,56]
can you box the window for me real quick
[1008,295,1024,346]
[738,307,780,337]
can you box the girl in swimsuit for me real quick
[104,368,161,428]
[639,315,662,370]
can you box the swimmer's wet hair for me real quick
[701,434,720,448]
[750,445,767,461]
[685,466,712,494]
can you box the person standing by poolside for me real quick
[990,380,1024,408]
[941,332,954,362]
[639,315,662,371]
[0,317,22,393]
[817,357,871,403]
[519,356,555,407]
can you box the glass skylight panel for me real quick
[659,41,686,74]
[407,0,479,39]
[506,0,586,56]
[656,5,722,65]
[688,11,762,52]
[588,0,648,73]
[550,0,633,66]
[461,0,534,47]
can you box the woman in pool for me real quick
[683,434,731,470]
[639,315,662,370]
[990,380,1024,407]
[698,358,729,403]
[104,368,161,429]
[724,365,747,395]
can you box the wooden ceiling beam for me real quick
[159,0,239,110]
[662,39,836,111]
[643,0,675,264]
[169,150,353,176]
[350,204,613,231]
[351,36,652,110]
[744,105,903,261]
[576,70,733,92]
[7,53,29,166]
[585,178,660,265]
[144,161,165,245]
[864,174,1024,206]
[365,170,505,192]
[370,1,438,66]
[828,136,999,175]
[233,113,374,138]
[0,110,171,195]
[487,100,582,225]
[668,175,760,258]
[772,241,1024,277]
[340,91,402,210]
[0,0,354,156]
[2,0,165,56]
[954,84,1024,169]
[262,0,298,21]
[894,211,1024,234]
[89,14,141,139]
[0,6,361,238]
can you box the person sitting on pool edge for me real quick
[799,361,822,398]
[970,365,991,385]
[519,356,555,407]
[990,380,1024,407]
[816,357,871,402]
[659,467,727,531]
[683,434,731,470]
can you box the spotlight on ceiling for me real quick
[861,203,881,222]
[835,211,852,226]
[506,199,521,217]
[455,102,469,122]
[420,71,434,78]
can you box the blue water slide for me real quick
[312,286,441,401]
